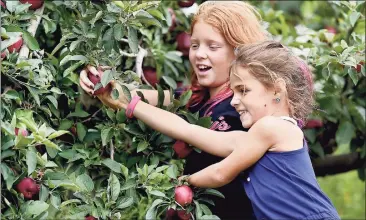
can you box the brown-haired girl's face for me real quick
[189,21,235,91]
[230,66,277,128]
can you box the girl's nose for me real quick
[195,47,208,59]
[230,96,239,107]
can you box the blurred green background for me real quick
[318,171,365,219]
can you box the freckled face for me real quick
[189,21,236,89]
[230,66,275,128]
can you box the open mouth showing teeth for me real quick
[197,65,212,71]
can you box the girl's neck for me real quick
[209,82,229,98]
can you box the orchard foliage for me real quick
[1,0,365,219]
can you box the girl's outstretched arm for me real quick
[133,100,243,157]
[187,118,275,188]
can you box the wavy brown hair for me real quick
[231,40,315,124]
[187,1,268,107]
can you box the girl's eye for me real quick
[191,44,198,49]
[209,45,219,50]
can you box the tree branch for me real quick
[313,152,365,177]
[17,4,45,62]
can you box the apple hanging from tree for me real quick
[16,178,40,199]
[325,25,337,34]
[1,0,6,8]
[1,37,23,59]
[177,210,191,220]
[143,66,159,86]
[356,61,364,73]
[19,0,44,10]
[165,208,177,220]
[304,119,323,129]
[15,128,29,136]
[85,215,97,220]
[176,32,191,57]
[87,68,111,95]
[178,0,195,8]
[175,185,193,206]
[173,140,192,158]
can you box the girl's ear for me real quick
[273,78,287,97]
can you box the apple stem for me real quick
[17,4,45,63]
[110,141,114,160]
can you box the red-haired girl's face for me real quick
[189,21,235,94]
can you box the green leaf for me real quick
[39,185,49,202]
[26,86,40,107]
[45,95,58,109]
[50,193,61,209]
[179,90,192,107]
[47,130,69,140]
[101,69,113,87]
[201,215,220,220]
[196,117,212,128]
[137,141,149,153]
[26,201,49,217]
[116,197,134,209]
[26,149,37,175]
[120,84,132,102]
[162,76,177,89]
[90,11,103,26]
[202,189,225,199]
[349,11,361,27]
[166,164,178,179]
[127,27,138,53]
[76,123,87,142]
[116,109,126,123]
[109,173,121,201]
[76,173,94,192]
[102,158,122,173]
[22,31,40,50]
[347,67,359,85]
[165,51,183,63]
[113,23,124,40]
[58,120,73,130]
[149,190,166,198]
[101,127,113,146]
[335,121,355,154]
[156,84,165,108]
[112,88,120,100]
[145,199,163,220]
[1,121,15,136]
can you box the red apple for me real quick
[325,26,337,34]
[173,140,192,158]
[166,208,177,220]
[176,32,191,57]
[87,68,111,95]
[304,119,323,129]
[168,8,176,32]
[19,0,44,10]
[15,128,29,136]
[178,0,195,8]
[143,66,159,86]
[16,178,40,199]
[3,38,23,57]
[175,185,193,206]
[85,216,97,220]
[70,126,77,136]
[1,0,6,8]
[356,61,364,73]
[177,210,191,220]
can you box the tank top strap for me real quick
[279,116,297,125]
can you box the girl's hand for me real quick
[97,81,129,110]
[79,65,111,96]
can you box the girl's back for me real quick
[242,130,339,219]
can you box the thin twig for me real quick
[80,108,102,123]
[17,4,45,63]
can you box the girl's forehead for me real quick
[230,67,251,88]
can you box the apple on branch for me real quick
[16,178,40,200]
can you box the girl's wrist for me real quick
[125,96,141,118]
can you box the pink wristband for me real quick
[126,96,141,118]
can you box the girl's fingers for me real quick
[80,69,94,89]
[87,65,99,76]
[80,80,94,95]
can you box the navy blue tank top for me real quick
[242,140,340,219]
